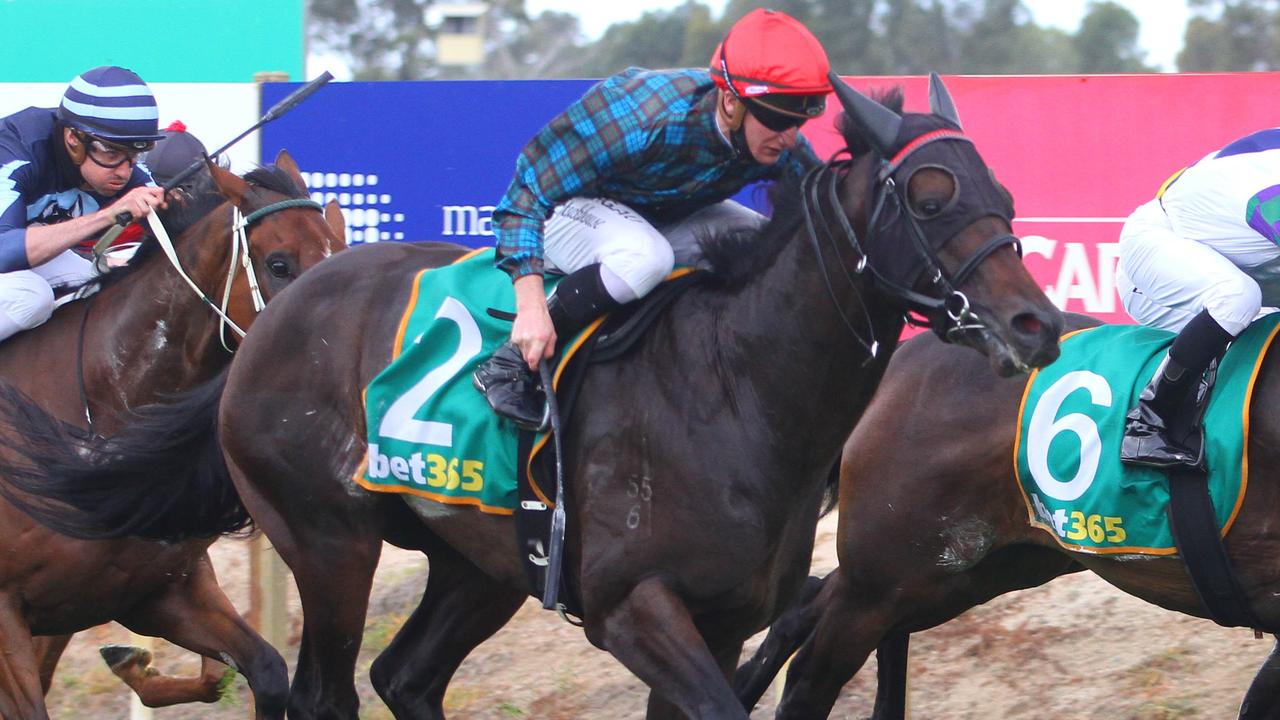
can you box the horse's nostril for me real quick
[1013,313,1043,337]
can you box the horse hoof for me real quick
[99,644,152,671]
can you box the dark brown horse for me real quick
[0,152,344,719]
[733,312,1280,719]
[0,76,1063,719]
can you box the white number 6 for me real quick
[1026,370,1112,502]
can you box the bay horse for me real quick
[0,75,1063,719]
[733,313,1280,719]
[0,152,345,719]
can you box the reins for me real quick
[148,197,322,351]
[76,195,323,432]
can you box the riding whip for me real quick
[97,71,335,254]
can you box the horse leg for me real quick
[646,639,745,719]
[100,644,233,707]
[1239,635,1280,719]
[593,575,747,720]
[115,552,288,718]
[733,574,827,709]
[0,598,50,718]
[870,633,909,720]
[368,547,526,719]
[773,567,886,720]
[267,514,382,720]
[32,634,71,694]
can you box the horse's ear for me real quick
[324,199,347,247]
[273,149,309,194]
[827,71,900,156]
[207,158,250,207]
[928,72,962,129]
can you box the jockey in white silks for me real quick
[1116,127,1280,470]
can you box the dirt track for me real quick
[48,512,1269,719]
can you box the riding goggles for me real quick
[745,96,825,133]
[77,131,154,169]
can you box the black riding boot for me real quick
[473,263,621,430]
[1120,310,1234,471]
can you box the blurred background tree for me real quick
[308,0,1280,79]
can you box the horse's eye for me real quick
[266,257,292,278]
[918,199,944,217]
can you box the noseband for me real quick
[800,131,1020,356]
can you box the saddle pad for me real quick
[353,248,566,514]
[1013,314,1280,554]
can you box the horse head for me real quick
[829,72,1062,375]
[202,149,347,333]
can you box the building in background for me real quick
[431,3,488,68]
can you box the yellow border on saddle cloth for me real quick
[351,248,521,514]
[1011,321,1280,554]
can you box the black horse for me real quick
[0,75,1062,719]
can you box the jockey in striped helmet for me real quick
[0,66,168,342]
[58,66,166,150]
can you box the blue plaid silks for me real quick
[493,67,817,279]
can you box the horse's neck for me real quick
[87,209,235,402]
[702,194,904,460]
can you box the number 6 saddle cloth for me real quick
[1014,313,1280,554]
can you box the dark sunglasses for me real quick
[76,131,153,169]
[746,102,809,133]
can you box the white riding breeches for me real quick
[0,250,97,342]
[1116,199,1274,334]
[543,197,765,303]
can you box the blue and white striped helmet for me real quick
[57,66,164,148]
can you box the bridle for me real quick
[799,128,1020,359]
[76,195,323,431]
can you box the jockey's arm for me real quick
[509,273,554,370]
[22,186,166,268]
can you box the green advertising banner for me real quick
[0,0,304,82]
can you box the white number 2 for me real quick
[378,296,482,447]
[1026,370,1112,502]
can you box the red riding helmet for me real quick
[710,9,832,123]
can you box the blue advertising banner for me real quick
[261,80,595,248]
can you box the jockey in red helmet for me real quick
[710,8,831,158]
[474,9,833,430]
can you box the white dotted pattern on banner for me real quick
[304,171,401,245]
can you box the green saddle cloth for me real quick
[1013,314,1280,554]
[353,248,567,514]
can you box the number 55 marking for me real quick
[1026,370,1112,502]
[379,296,482,447]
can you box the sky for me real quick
[523,0,1196,71]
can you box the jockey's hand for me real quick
[110,186,168,221]
[510,274,556,370]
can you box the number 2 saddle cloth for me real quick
[353,247,694,516]
[1014,313,1280,554]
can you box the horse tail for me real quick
[0,370,247,542]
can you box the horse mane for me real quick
[89,164,308,291]
[699,87,905,289]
